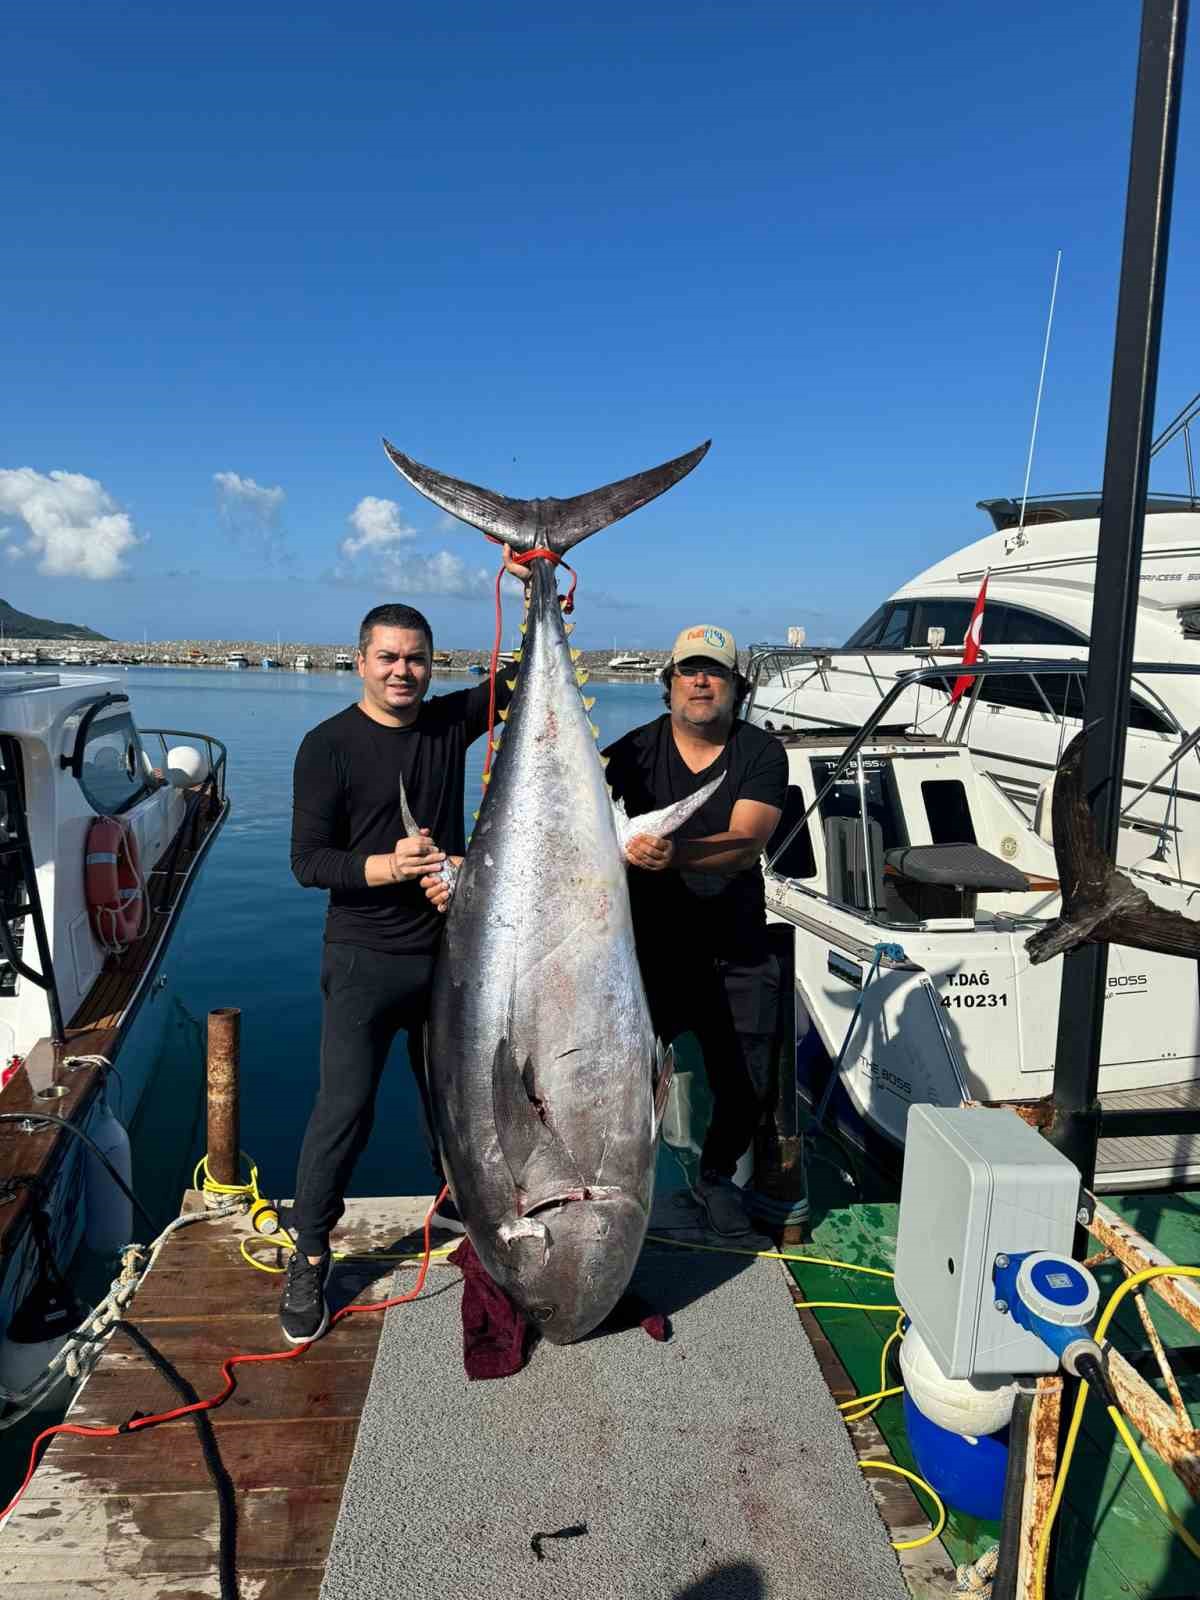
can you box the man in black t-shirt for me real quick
[281,566,527,1343]
[604,623,786,1236]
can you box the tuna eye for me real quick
[529,1304,556,1324]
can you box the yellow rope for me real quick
[859,1460,947,1550]
[1107,1406,1200,1562]
[646,1232,895,1279]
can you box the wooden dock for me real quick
[0,1193,436,1599]
[0,1186,927,1600]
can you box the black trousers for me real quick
[291,942,439,1257]
[642,951,780,1180]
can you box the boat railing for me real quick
[764,658,1200,886]
[140,729,229,806]
[745,641,980,727]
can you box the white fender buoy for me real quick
[84,1092,133,1256]
[0,1274,85,1407]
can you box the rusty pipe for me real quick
[205,1007,241,1194]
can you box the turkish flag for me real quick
[950,572,989,704]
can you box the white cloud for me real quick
[378,548,492,597]
[340,497,417,559]
[0,468,141,578]
[335,495,494,597]
[214,470,288,563]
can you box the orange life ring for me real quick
[85,818,145,951]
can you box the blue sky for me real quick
[3,2,1197,648]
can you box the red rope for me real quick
[0,1187,451,1526]
[480,541,577,787]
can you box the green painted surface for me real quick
[792,1144,1200,1598]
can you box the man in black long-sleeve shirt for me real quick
[282,570,525,1343]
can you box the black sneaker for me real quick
[430,1195,466,1234]
[279,1249,332,1344]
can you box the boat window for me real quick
[810,756,909,851]
[984,604,1087,647]
[913,600,974,646]
[767,786,817,879]
[843,603,891,648]
[77,713,154,817]
[921,780,977,845]
[876,603,916,649]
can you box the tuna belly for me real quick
[480,1193,650,1345]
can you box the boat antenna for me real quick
[1012,249,1063,550]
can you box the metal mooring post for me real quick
[1026,6,1189,1598]
[205,1006,241,1195]
[1046,0,1188,1198]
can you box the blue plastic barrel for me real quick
[902,1390,1008,1522]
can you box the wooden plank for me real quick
[33,1418,362,1495]
[0,1573,322,1600]
[65,1358,379,1429]
[0,1485,341,1578]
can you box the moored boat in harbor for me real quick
[0,669,228,1413]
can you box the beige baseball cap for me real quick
[664,623,738,673]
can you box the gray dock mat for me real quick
[320,1220,907,1600]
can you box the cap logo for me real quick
[704,628,727,649]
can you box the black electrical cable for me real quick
[113,1319,239,1600]
[0,1110,156,1232]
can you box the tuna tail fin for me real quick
[1025,728,1200,964]
[381,439,711,556]
[614,772,726,857]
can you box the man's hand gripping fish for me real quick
[385,438,715,1342]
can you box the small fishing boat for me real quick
[260,656,278,670]
[293,653,311,671]
[333,651,354,671]
[753,661,1200,1193]
[224,652,248,670]
[0,670,228,1410]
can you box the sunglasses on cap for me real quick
[674,659,732,680]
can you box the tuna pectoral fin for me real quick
[653,1043,675,1139]
[615,772,726,856]
[491,1037,586,1207]
[382,440,710,556]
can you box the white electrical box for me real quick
[894,1105,1082,1377]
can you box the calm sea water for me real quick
[128,666,668,1212]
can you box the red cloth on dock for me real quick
[448,1237,532,1380]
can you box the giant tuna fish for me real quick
[384,439,713,1343]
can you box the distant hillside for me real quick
[0,599,108,642]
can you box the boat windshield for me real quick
[75,712,155,816]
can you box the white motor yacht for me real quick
[607,651,656,672]
[0,671,228,1410]
[747,490,1200,885]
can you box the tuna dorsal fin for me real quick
[491,1037,586,1204]
[615,771,726,856]
[381,439,711,556]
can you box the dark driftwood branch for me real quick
[1024,729,1200,965]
